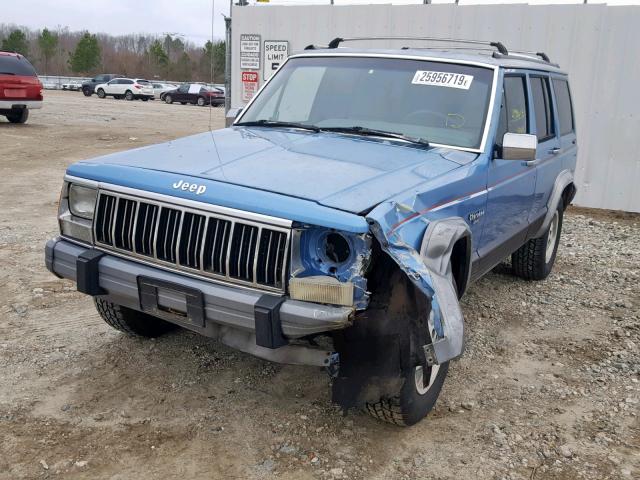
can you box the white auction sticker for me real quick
[411,71,474,90]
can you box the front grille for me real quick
[94,191,290,291]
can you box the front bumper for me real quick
[0,99,43,110]
[45,237,353,365]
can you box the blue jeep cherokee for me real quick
[45,38,577,426]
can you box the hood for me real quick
[72,127,472,214]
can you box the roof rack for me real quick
[306,36,509,55]
[304,36,554,65]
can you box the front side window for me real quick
[178,84,189,93]
[496,75,528,146]
[240,56,495,149]
[531,76,555,141]
[553,79,574,136]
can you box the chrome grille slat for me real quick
[93,191,290,292]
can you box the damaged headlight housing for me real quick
[58,179,97,244]
[289,226,371,308]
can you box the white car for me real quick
[151,82,177,99]
[62,80,82,91]
[95,78,154,101]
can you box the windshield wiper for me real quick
[235,119,320,132]
[0,72,16,75]
[320,126,430,147]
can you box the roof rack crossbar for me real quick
[325,36,509,55]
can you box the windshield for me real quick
[239,56,495,149]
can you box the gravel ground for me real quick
[0,91,638,479]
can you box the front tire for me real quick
[141,97,149,102]
[197,96,206,106]
[366,362,449,426]
[6,109,29,124]
[125,90,134,101]
[512,204,563,280]
[97,88,106,99]
[83,87,92,96]
[94,298,177,338]
[164,94,173,104]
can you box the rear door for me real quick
[529,74,563,220]
[479,73,536,263]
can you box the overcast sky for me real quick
[3,0,639,45]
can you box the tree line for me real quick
[0,24,225,83]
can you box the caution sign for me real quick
[263,40,289,80]
[241,71,259,102]
[240,34,261,70]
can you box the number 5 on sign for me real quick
[411,71,474,90]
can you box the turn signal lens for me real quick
[289,276,354,307]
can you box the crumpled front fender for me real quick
[366,203,471,364]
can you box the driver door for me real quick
[478,73,536,266]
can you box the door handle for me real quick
[549,147,562,155]
[523,159,540,167]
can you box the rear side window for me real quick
[553,79,574,135]
[496,75,529,145]
[0,55,37,76]
[531,76,555,141]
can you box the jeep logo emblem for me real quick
[172,180,206,195]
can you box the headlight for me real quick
[68,184,97,219]
[289,227,371,308]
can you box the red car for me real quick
[0,51,43,124]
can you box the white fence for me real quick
[39,75,91,90]
[230,4,640,213]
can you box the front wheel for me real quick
[94,298,177,338]
[141,97,149,102]
[512,204,563,280]
[164,95,173,104]
[6,108,29,124]
[82,87,92,96]
[196,96,206,107]
[124,90,134,101]
[366,362,449,426]
[97,88,106,99]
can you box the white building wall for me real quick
[231,4,640,213]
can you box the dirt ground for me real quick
[1,91,638,480]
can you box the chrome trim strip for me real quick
[64,175,99,189]
[93,182,292,228]
[234,52,500,154]
[93,189,291,294]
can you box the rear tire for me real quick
[94,298,177,338]
[141,97,149,102]
[164,95,173,104]
[97,88,106,99]
[512,204,563,280]
[83,87,92,96]
[125,90,134,101]
[6,109,29,124]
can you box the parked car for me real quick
[62,80,82,91]
[45,38,577,426]
[162,84,224,106]
[81,74,122,96]
[151,82,177,99]
[0,51,43,124]
[95,78,154,101]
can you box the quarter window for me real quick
[553,79,574,136]
[496,76,528,146]
[531,76,555,141]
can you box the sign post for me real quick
[263,40,289,80]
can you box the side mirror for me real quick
[501,133,537,161]
[225,107,242,128]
